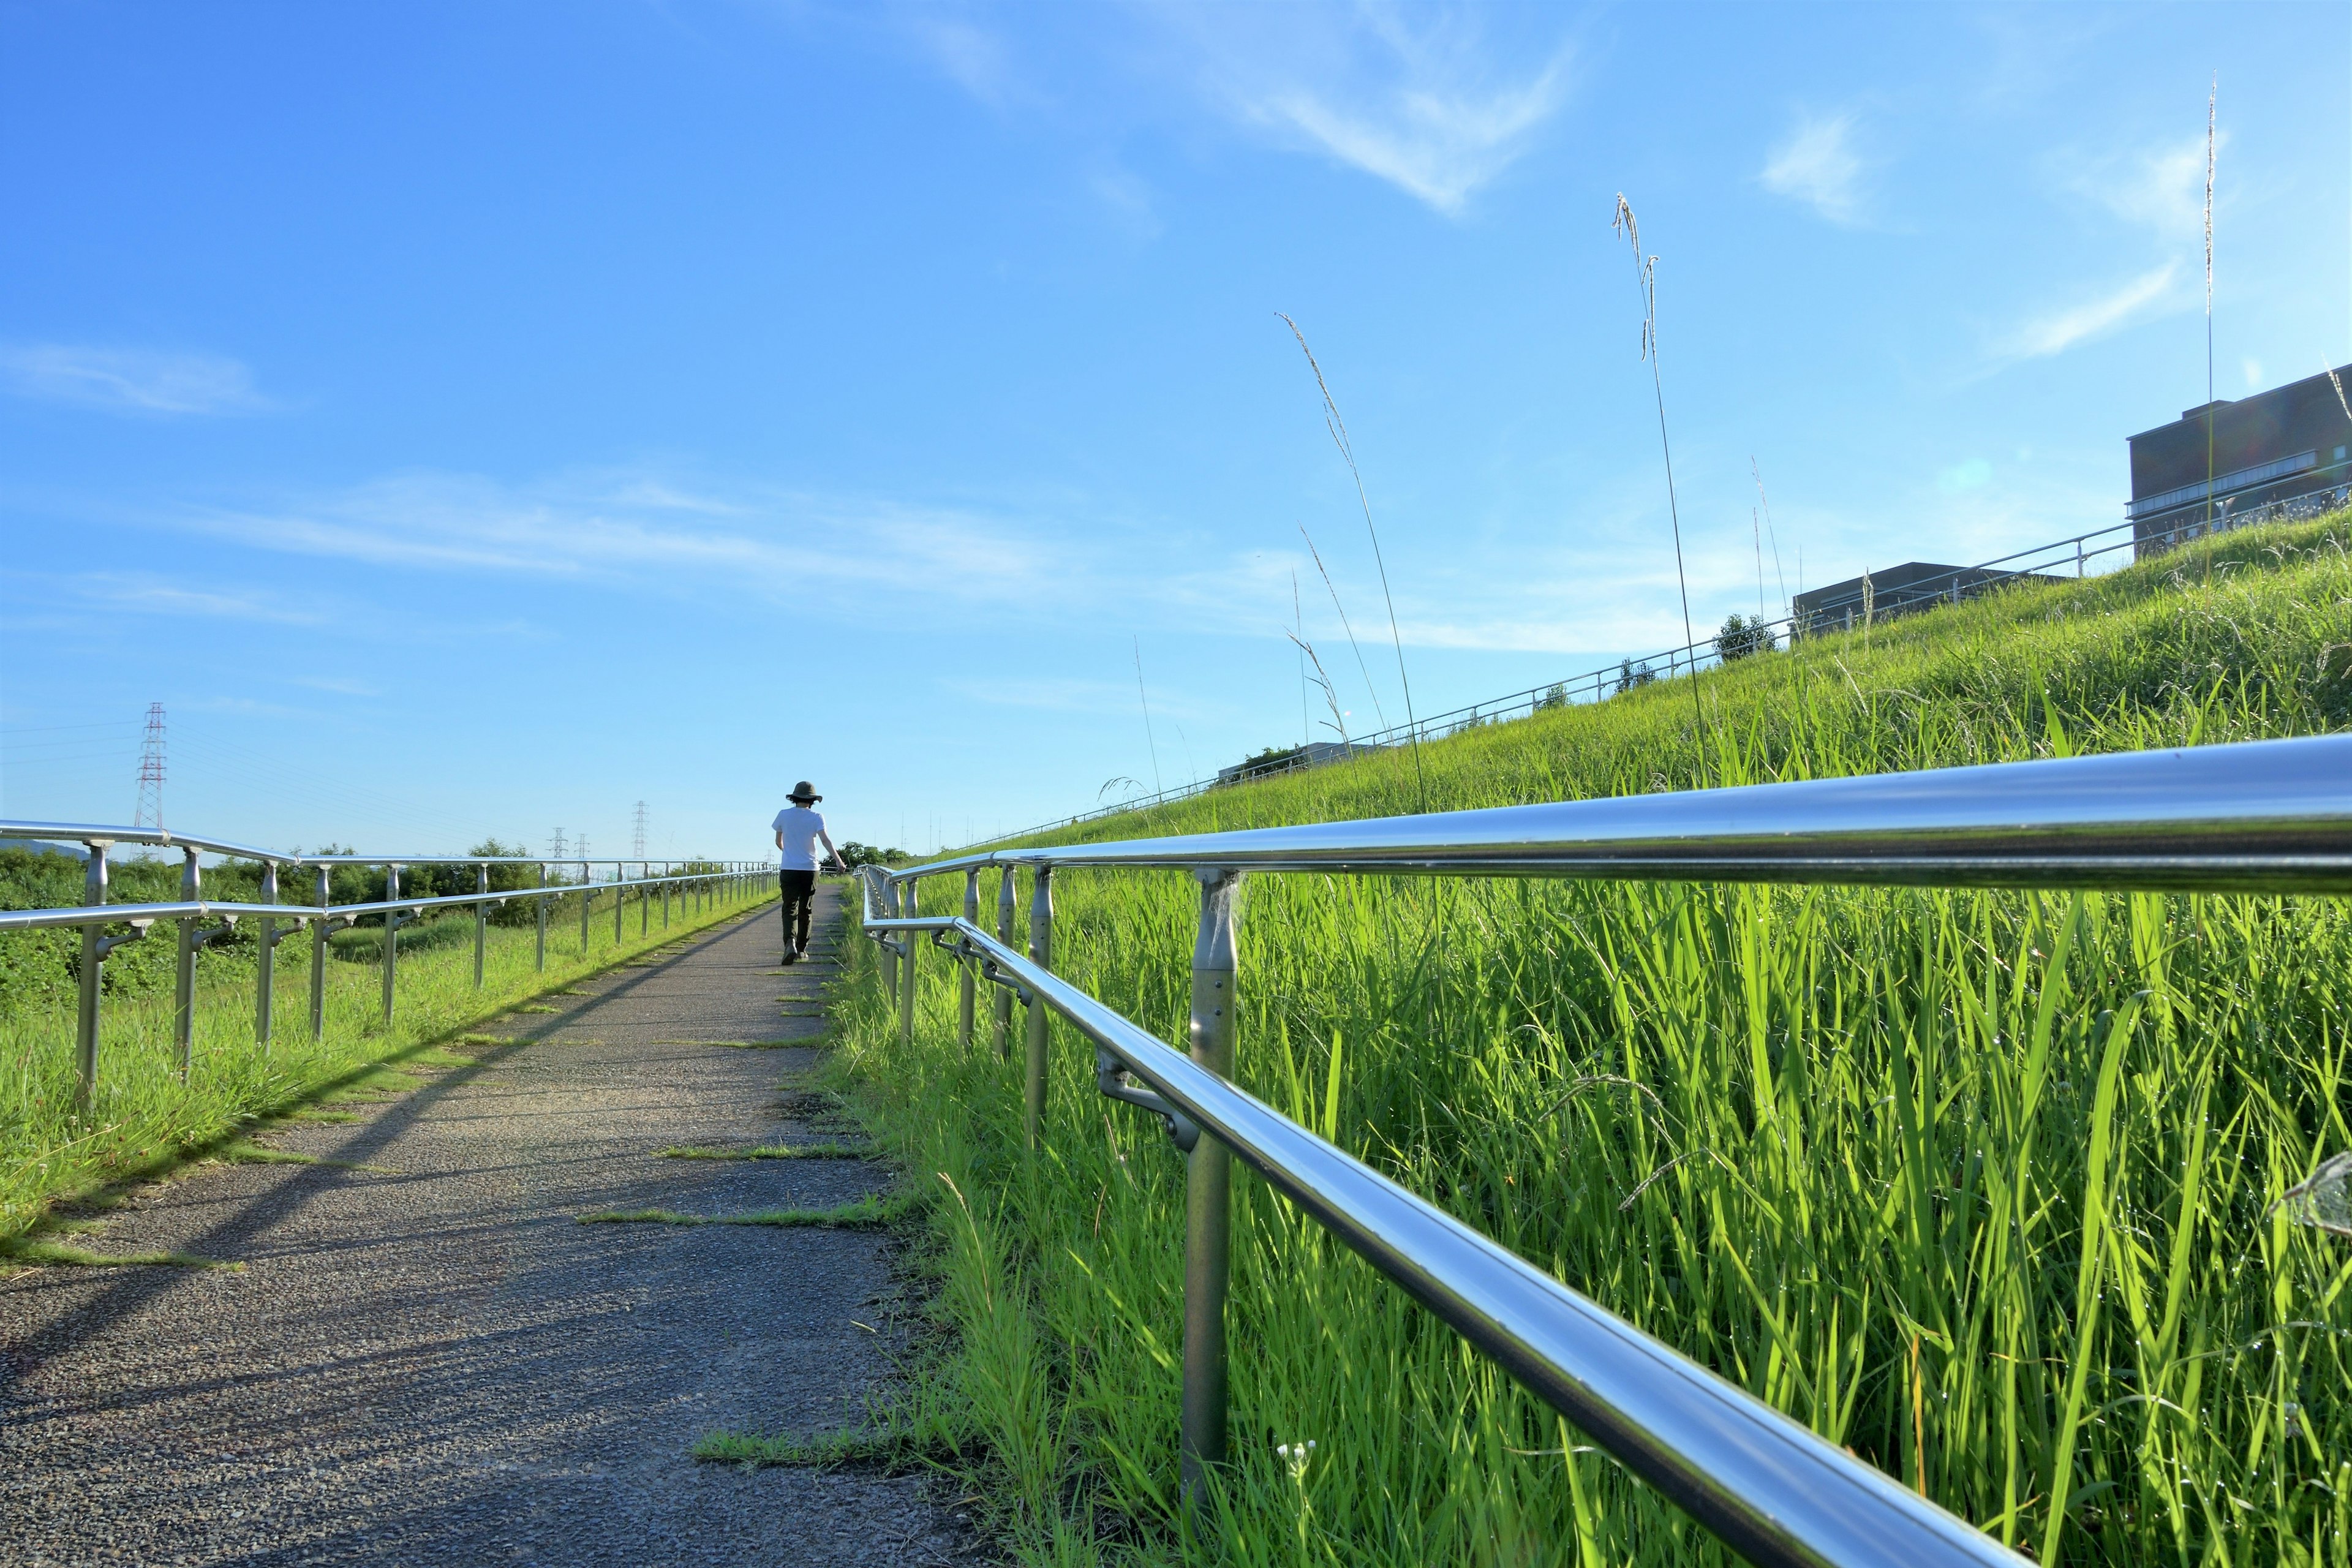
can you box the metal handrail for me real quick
[0,818,718,872]
[905,733,2352,893]
[0,820,769,1104]
[864,900,2016,1568]
[861,733,2352,1566]
[0,878,733,933]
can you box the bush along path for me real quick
[0,885,977,1567]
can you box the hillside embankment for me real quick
[826,514,2352,1566]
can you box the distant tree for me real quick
[1238,745,1306,778]
[834,842,905,870]
[1533,682,1570,711]
[1714,612,1779,663]
[1614,658,1657,695]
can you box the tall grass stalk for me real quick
[1280,314,1425,809]
[835,514,2352,1566]
[1296,524,1380,737]
[1613,195,1705,760]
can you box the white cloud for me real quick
[72,573,325,625]
[1996,263,2178,361]
[1760,111,1868,225]
[0,344,271,415]
[167,469,1072,605]
[1153,4,1575,216]
[900,12,1020,108]
[2084,132,2223,241]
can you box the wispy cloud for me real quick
[899,10,1022,108]
[72,573,326,625]
[1153,4,1576,216]
[1760,111,1868,225]
[1997,263,2178,361]
[2077,132,2224,241]
[0,344,271,415]
[164,469,1072,605]
[1979,129,2220,371]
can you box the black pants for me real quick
[778,870,816,949]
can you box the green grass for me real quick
[690,1423,936,1471]
[0,1237,238,1270]
[576,1193,907,1228]
[0,876,774,1240]
[829,516,2352,1565]
[213,1139,393,1174]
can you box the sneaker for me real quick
[782,943,799,964]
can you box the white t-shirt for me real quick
[772,805,827,870]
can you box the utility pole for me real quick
[549,827,567,860]
[134,703,166,829]
[631,802,647,860]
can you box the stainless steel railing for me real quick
[856,731,2352,1568]
[0,818,769,1102]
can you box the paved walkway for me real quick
[0,885,973,1566]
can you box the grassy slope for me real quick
[829,516,2352,1567]
[0,877,773,1238]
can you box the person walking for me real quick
[772,782,840,963]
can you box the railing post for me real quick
[580,861,592,954]
[473,862,489,987]
[1181,868,1239,1508]
[994,868,1016,1060]
[898,876,918,1047]
[256,861,278,1047]
[381,864,401,1022]
[663,864,671,929]
[535,863,547,971]
[174,847,200,1082]
[309,865,330,1038]
[959,869,978,1052]
[74,840,110,1107]
[1023,867,1053,1148]
[880,877,900,994]
[616,864,625,943]
[639,862,649,936]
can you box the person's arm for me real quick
[774,827,786,851]
[818,829,840,870]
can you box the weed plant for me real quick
[0,876,771,1237]
[831,516,2352,1564]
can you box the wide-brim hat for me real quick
[788,780,822,803]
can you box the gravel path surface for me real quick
[0,885,979,1566]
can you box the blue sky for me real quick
[1,2,2345,861]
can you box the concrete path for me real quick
[0,884,974,1566]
